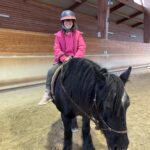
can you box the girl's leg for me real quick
[38,63,61,105]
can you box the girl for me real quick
[38,10,86,105]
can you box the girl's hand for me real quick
[64,56,72,62]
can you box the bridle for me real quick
[60,66,127,134]
[92,96,127,134]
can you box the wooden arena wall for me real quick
[0,28,150,89]
[0,0,143,42]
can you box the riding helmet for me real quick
[60,10,76,21]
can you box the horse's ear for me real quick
[120,66,132,84]
[100,68,108,74]
[96,73,106,83]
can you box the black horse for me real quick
[52,58,131,150]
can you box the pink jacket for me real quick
[53,30,86,64]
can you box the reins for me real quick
[60,64,127,134]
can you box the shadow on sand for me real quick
[45,118,81,150]
[45,118,107,150]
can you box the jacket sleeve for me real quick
[54,35,66,62]
[74,33,86,58]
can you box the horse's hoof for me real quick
[71,128,79,133]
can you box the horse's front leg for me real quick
[82,117,95,150]
[61,113,72,150]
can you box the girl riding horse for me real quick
[38,10,86,105]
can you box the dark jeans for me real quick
[45,63,61,90]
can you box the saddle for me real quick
[50,64,63,101]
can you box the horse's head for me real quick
[96,67,132,150]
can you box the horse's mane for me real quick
[61,58,123,115]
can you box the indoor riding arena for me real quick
[0,0,150,150]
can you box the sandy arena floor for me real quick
[0,72,150,150]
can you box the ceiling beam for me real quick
[113,11,143,23]
[85,1,125,11]
[117,0,144,12]
[131,22,143,27]
[110,3,125,12]
[116,11,143,24]
[67,0,87,10]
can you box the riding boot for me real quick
[38,89,52,105]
